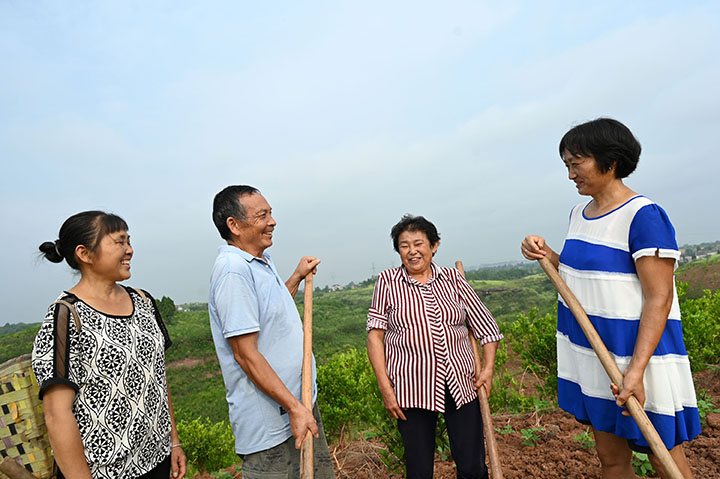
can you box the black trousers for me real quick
[139,455,171,479]
[397,387,488,479]
[58,455,170,479]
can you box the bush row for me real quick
[177,282,720,473]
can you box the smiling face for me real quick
[88,230,133,282]
[227,193,276,257]
[562,150,617,197]
[397,229,438,280]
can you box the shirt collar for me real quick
[218,244,271,264]
[397,261,447,285]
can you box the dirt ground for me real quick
[197,369,720,478]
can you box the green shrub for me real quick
[502,283,720,395]
[488,370,537,413]
[573,427,595,449]
[506,307,558,397]
[520,426,544,446]
[484,338,555,414]
[678,283,720,371]
[363,411,405,474]
[317,347,405,471]
[157,296,177,323]
[632,452,655,477]
[317,347,456,473]
[177,416,237,473]
[696,389,720,426]
[316,348,381,437]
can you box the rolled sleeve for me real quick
[629,204,679,267]
[478,332,504,345]
[367,275,389,331]
[367,314,387,331]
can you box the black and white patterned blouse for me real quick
[32,287,173,479]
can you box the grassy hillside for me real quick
[0,325,41,364]
[0,322,38,336]
[468,273,555,322]
[3,257,718,475]
[165,287,376,423]
[677,253,720,299]
[163,312,228,423]
[1,264,554,423]
[303,285,374,357]
[3,258,716,426]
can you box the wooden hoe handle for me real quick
[456,261,504,479]
[301,273,314,479]
[538,256,683,479]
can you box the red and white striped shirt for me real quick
[367,263,503,412]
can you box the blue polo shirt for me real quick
[208,245,317,454]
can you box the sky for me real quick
[1,1,719,325]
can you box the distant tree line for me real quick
[463,262,542,281]
[680,240,720,262]
[314,263,545,294]
[179,302,209,311]
[0,322,37,336]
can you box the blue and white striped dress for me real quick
[557,195,701,449]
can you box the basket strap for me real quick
[54,299,81,332]
[133,287,152,307]
[52,290,149,331]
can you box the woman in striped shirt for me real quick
[522,118,699,478]
[367,214,503,479]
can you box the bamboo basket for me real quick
[0,354,53,479]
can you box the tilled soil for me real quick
[197,369,720,478]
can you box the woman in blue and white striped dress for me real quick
[521,118,699,479]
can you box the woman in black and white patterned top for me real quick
[32,211,186,479]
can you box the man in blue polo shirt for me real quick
[209,185,334,478]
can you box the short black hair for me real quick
[212,185,260,240]
[390,214,440,253]
[39,211,129,270]
[559,118,641,178]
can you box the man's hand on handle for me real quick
[289,402,319,450]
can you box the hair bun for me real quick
[39,240,64,263]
